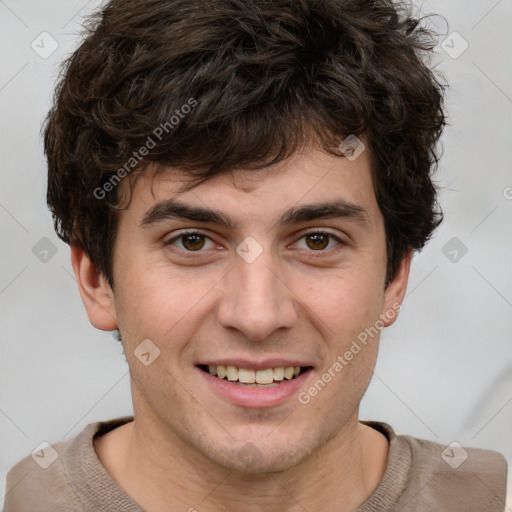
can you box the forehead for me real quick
[120,147,380,227]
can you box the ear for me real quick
[70,244,118,331]
[381,249,412,327]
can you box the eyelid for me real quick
[294,227,344,239]
[164,229,217,247]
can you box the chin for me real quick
[197,429,317,476]
[210,446,306,476]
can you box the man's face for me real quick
[103,147,408,473]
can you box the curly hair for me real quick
[44,0,446,288]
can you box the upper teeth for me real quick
[208,365,301,384]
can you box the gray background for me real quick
[1,0,511,506]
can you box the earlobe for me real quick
[70,245,118,331]
[382,250,412,327]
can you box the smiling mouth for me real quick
[197,364,312,387]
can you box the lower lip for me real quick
[197,367,313,408]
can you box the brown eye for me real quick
[181,234,206,251]
[165,231,217,252]
[305,233,330,250]
[294,231,343,253]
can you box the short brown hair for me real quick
[45,0,446,287]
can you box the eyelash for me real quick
[163,229,345,257]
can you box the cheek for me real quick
[307,266,385,339]
[114,261,220,351]
[302,275,383,416]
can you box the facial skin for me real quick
[72,147,411,511]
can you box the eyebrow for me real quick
[139,197,371,229]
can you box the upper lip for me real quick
[197,359,313,370]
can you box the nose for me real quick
[216,253,298,342]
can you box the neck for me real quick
[94,412,388,512]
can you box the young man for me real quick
[4,0,508,510]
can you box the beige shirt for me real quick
[3,417,508,511]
